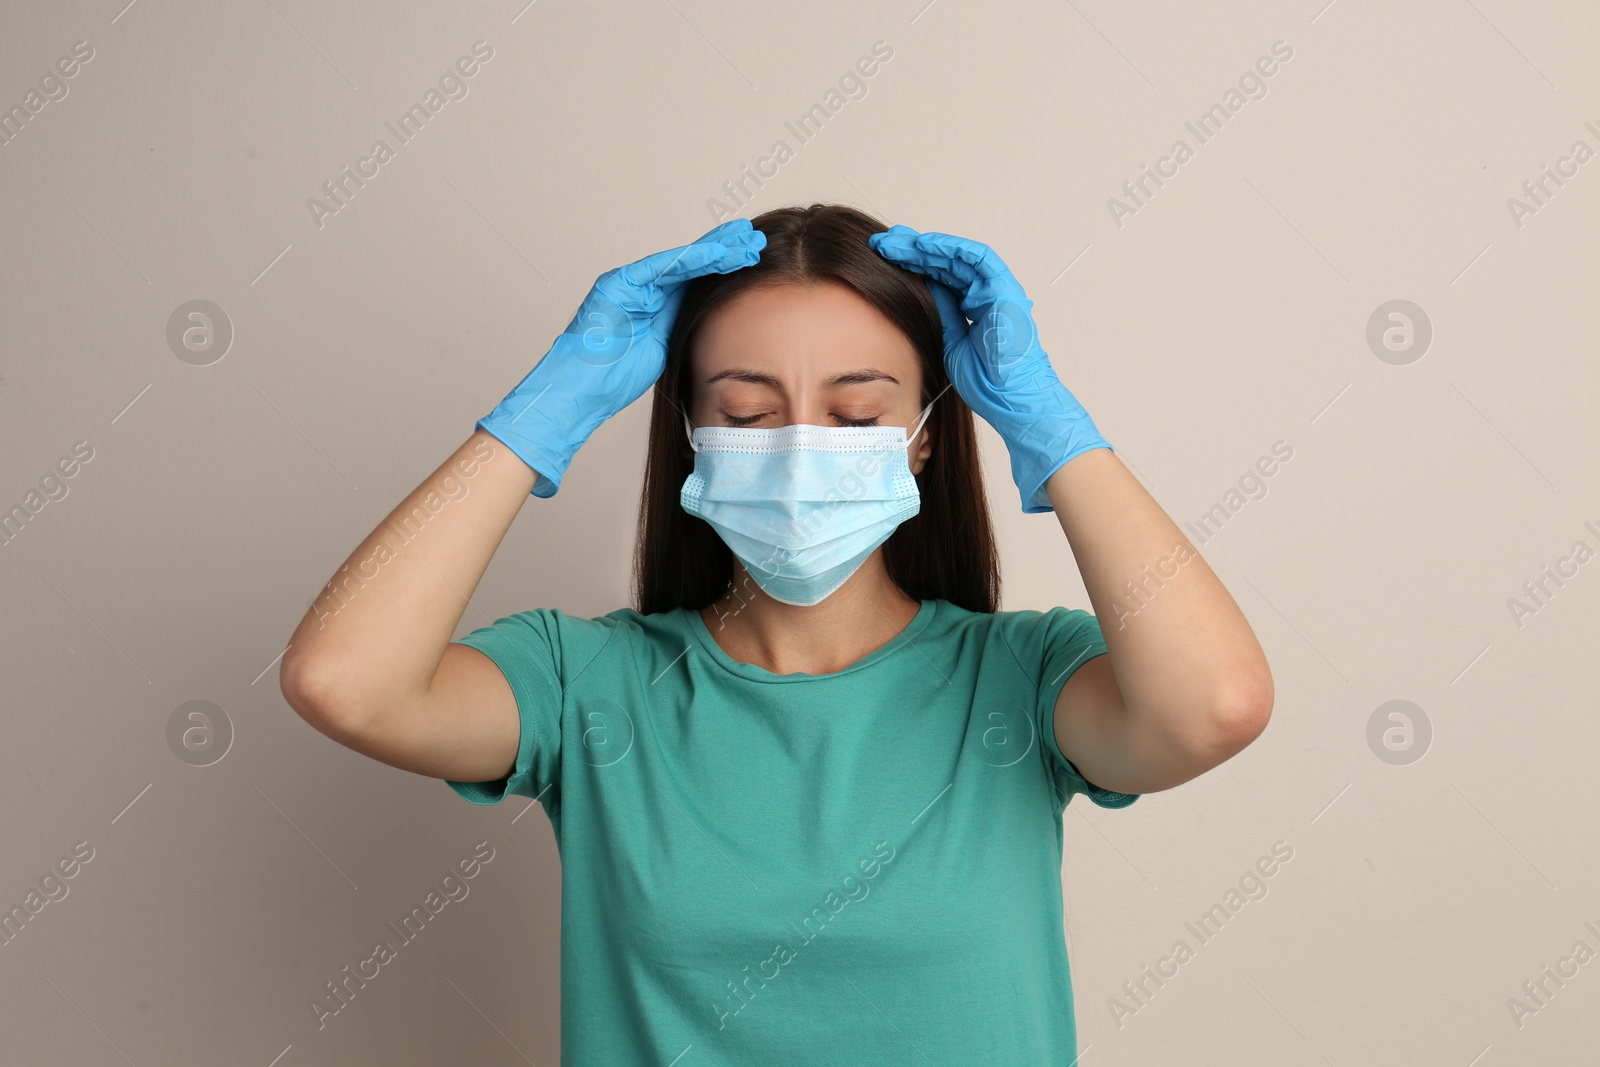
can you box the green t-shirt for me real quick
[446,597,1138,1065]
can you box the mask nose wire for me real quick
[687,402,932,455]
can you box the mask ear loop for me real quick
[683,412,700,454]
[906,399,934,446]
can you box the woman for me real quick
[281,203,1273,1064]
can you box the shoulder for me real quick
[915,601,1104,694]
[930,601,1100,660]
[455,605,696,687]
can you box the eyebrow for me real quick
[704,367,900,387]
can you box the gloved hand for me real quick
[479,218,766,497]
[868,224,1111,513]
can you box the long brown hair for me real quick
[632,203,999,615]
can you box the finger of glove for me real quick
[867,224,928,272]
[631,230,762,352]
[925,277,1001,404]
[873,229,1027,315]
[875,226,992,301]
[695,218,767,256]
[908,231,1012,279]
[616,238,753,297]
[877,227,1007,328]
[691,217,756,245]
[644,281,690,354]
[871,226,1004,280]
[564,231,757,377]
[925,269,1042,399]
[926,279,972,350]
[926,279,990,414]
[912,236,1041,384]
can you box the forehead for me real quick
[693,280,919,380]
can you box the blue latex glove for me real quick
[479,219,766,497]
[868,224,1111,513]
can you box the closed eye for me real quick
[720,412,881,427]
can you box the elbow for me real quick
[280,648,368,736]
[279,647,327,723]
[1122,672,1275,791]
[1203,671,1274,759]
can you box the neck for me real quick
[699,554,921,675]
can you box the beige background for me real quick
[3,0,1597,1063]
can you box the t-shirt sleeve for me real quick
[443,610,567,809]
[1032,607,1140,811]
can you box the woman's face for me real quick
[687,280,934,473]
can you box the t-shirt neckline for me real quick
[683,598,939,684]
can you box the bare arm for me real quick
[279,429,538,784]
[1051,447,1274,795]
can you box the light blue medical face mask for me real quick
[680,402,935,607]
